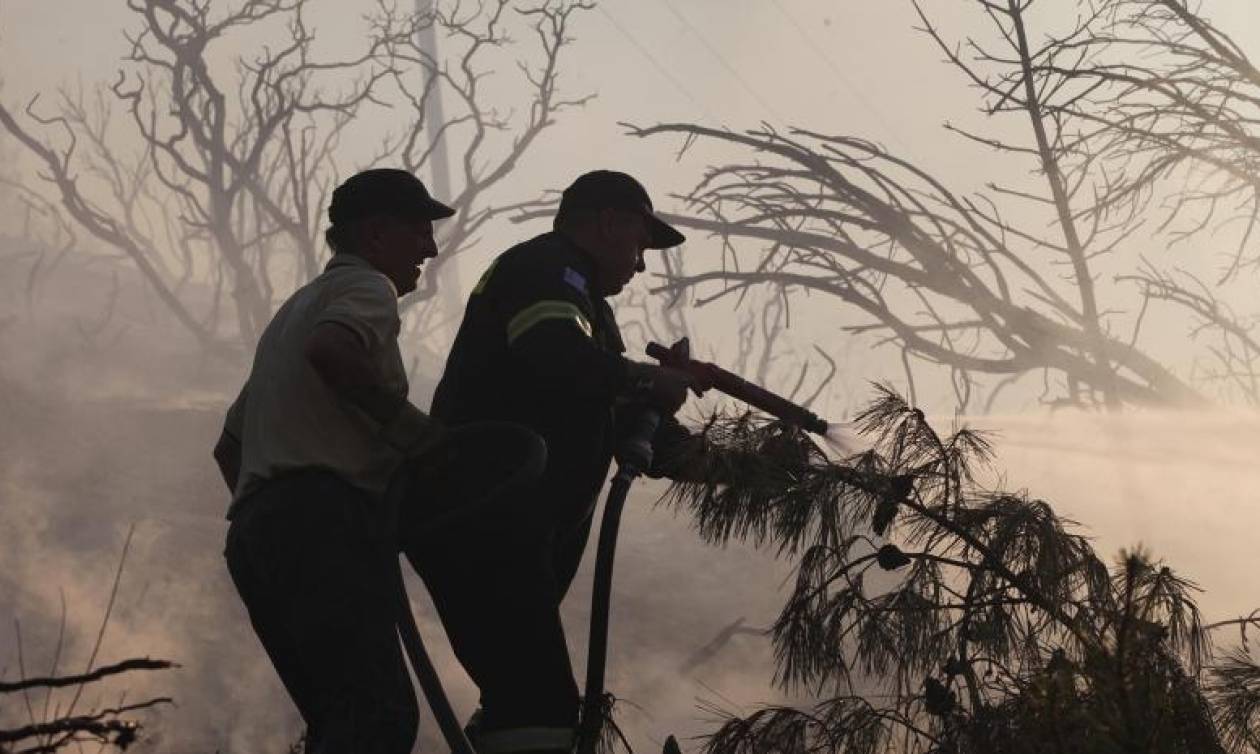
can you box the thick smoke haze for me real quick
[0,251,796,752]
[5,261,1259,750]
[0,340,790,751]
[5,1,1260,752]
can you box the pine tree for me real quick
[667,388,1258,753]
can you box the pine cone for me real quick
[924,676,956,717]
[872,474,914,536]
[876,543,911,570]
[872,496,899,536]
[888,474,914,501]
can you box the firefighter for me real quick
[415,170,698,754]
[212,168,454,754]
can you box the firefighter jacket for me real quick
[431,231,690,527]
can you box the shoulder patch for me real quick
[563,266,588,295]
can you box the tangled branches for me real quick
[0,526,173,753]
[636,0,1260,410]
[667,389,1254,753]
[0,658,173,753]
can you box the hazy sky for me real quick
[5,1,1260,412]
[6,0,1259,219]
[0,0,986,413]
[0,1,1164,221]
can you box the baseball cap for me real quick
[329,168,455,227]
[556,170,686,249]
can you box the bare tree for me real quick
[1,0,598,354]
[0,170,77,315]
[1039,0,1260,283]
[633,123,1200,412]
[0,87,224,350]
[0,658,173,753]
[1120,263,1260,406]
[630,0,1260,411]
[0,0,393,350]
[376,0,596,343]
[1019,0,1260,405]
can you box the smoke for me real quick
[6,254,1260,753]
[821,421,874,458]
[0,383,793,753]
[824,408,1260,625]
[0,260,794,753]
[970,410,1260,623]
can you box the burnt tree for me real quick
[631,0,1260,411]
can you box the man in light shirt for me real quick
[213,168,453,754]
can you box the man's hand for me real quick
[625,361,693,414]
[647,365,693,413]
[666,336,691,362]
[645,416,710,481]
[653,337,713,397]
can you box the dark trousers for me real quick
[225,469,418,754]
[408,485,597,754]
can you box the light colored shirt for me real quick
[223,253,409,515]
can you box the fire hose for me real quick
[644,340,830,437]
[389,421,547,754]
[390,343,836,754]
[576,405,660,754]
[575,341,835,754]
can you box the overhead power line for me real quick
[603,0,918,165]
[654,0,786,123]
[598,5,721,125]
[766,0,918,160]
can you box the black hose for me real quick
[392,559,476,754]
[578,407,660,754]
[578,471,634,754]
[388,421,548,754]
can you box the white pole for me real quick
[416,0,460,310]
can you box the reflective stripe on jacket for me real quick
[431,232,629,521]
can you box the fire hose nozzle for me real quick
[646,341,831,436]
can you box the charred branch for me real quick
[631,123,1203,409]
[0,658,174,695]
